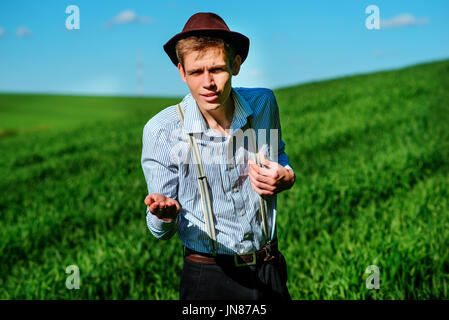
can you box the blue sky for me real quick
[0,0,448,97]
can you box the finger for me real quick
[250,180,261,195]
[248,157,260,166]
[165,199,176,210]
[174,201,181,213]
[160,202,178,219]
[249,169,272,188]
[149,202,160,213]
[166,199,180,211]
[249,162,269,183]
[250,171,274,185]
[250,180,274,196]
[248,159,260,174]
[248,165,256,179]
[151,199,179,218]
[152,204,168,219]
[249,157,275,177]
[252,178,277,193]
[168,199,181,214]
[248,171,255,185]
[151,193,167,203]
[257,164,278,177]
[259,151,270,166]
[144,195,154,206]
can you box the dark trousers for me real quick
[179,251,291,300]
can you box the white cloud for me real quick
[0,27,5,37]
[104,10,154,28]
[16,26,32,37]
[113,10,137,24]
[380,13,429,29]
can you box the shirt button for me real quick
[233,187,238,193]
[239,211,244,216]
[229,164,234,169]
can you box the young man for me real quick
[141,12,295,300]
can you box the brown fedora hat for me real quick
[163,12,250,67]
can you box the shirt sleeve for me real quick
[269,90,294,172]
[141,123,180,240]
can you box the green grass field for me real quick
[1,59,448,299]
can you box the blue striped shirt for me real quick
[141,87,293,255]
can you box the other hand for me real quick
[248,152,295,196]
[144,193,180,222]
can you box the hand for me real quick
[144,193,180,222]
[248,152,295,196]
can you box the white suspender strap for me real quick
[176,103,218,256]
[246,118,270,243]
[175,102,271,254]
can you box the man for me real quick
[141,12,295,300]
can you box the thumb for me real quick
[144,194,154,206]
[259,150,271,167]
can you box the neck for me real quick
[198,91,235,134]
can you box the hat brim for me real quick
[163,29,250,67]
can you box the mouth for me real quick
[200,92,219,102]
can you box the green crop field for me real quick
[1,59,448,299]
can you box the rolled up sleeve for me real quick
[141,123,180,240]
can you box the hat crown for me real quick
[182,12,230,32]
[163,12,249,67]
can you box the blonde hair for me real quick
[175,35,237,70]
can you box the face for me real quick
[178,46,242,113]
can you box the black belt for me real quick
[184,239,278,267]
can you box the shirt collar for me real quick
[182,87,253,136]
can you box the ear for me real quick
[178,62,187,83]
[231,54,242,76]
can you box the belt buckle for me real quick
[234,252,257,267]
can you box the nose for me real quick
[202,71,216,89]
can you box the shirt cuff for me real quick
[149,212,179,231]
